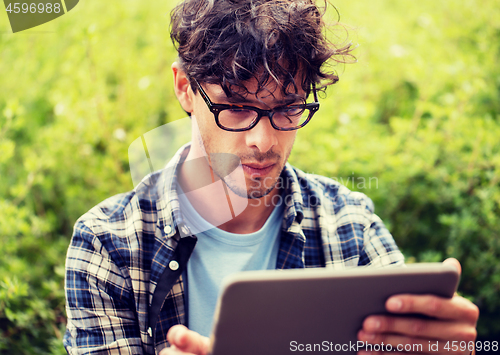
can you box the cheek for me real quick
[195,115,234,153]
[281,131,297,151]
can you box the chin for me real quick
[223,179,275,200]
[247,187,275,200]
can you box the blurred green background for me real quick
[0,0,498,353]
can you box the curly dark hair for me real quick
[170,0,354,100]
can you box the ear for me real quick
[172,62,194,114]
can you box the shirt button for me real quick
[169,260,179,271]
[164,225,172,234]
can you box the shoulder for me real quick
[70,171,164,267]
[288,165,404,267]
[79,172,160,226]
[290,165,375,215]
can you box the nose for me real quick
[244,114,278,153]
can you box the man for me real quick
[64,0,479,354]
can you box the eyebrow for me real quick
[211,91,304,107]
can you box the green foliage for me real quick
[292,0,500,340]
[0,1,181,353]
[0,0,498,352]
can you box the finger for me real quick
[167,325,210,355]
[358,351,406,355]
[361,315,477,342]
[358,330,426,353]
[385,294,479,323]
[358,331,472,355]
[443,258,462,275]
[159,346,197,355]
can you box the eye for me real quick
[279,106,305,118]
[227,108,254,117]
[228,108,251,113]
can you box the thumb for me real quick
[443,257,462,275]
[167,325,210,355]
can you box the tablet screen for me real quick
[210,263,459,355]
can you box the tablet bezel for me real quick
[209,263,459,355]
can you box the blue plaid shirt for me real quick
[63,144,404,354]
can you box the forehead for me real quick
[204,77,307,105]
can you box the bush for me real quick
[0,1,180,352]
[291,0,500,340]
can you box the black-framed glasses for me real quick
[194,79,320,132]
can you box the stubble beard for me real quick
[227,172,279,199]
[199,130,292,200]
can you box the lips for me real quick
[242,162,276,177]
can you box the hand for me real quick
[159,325,210,355]
[357,258,479,355]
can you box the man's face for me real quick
[190,78,302,200]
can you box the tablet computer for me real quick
[209,263,459,355]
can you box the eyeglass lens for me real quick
[218,107,310,130]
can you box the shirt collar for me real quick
[155,143,191,239]
[280,162,305,230]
